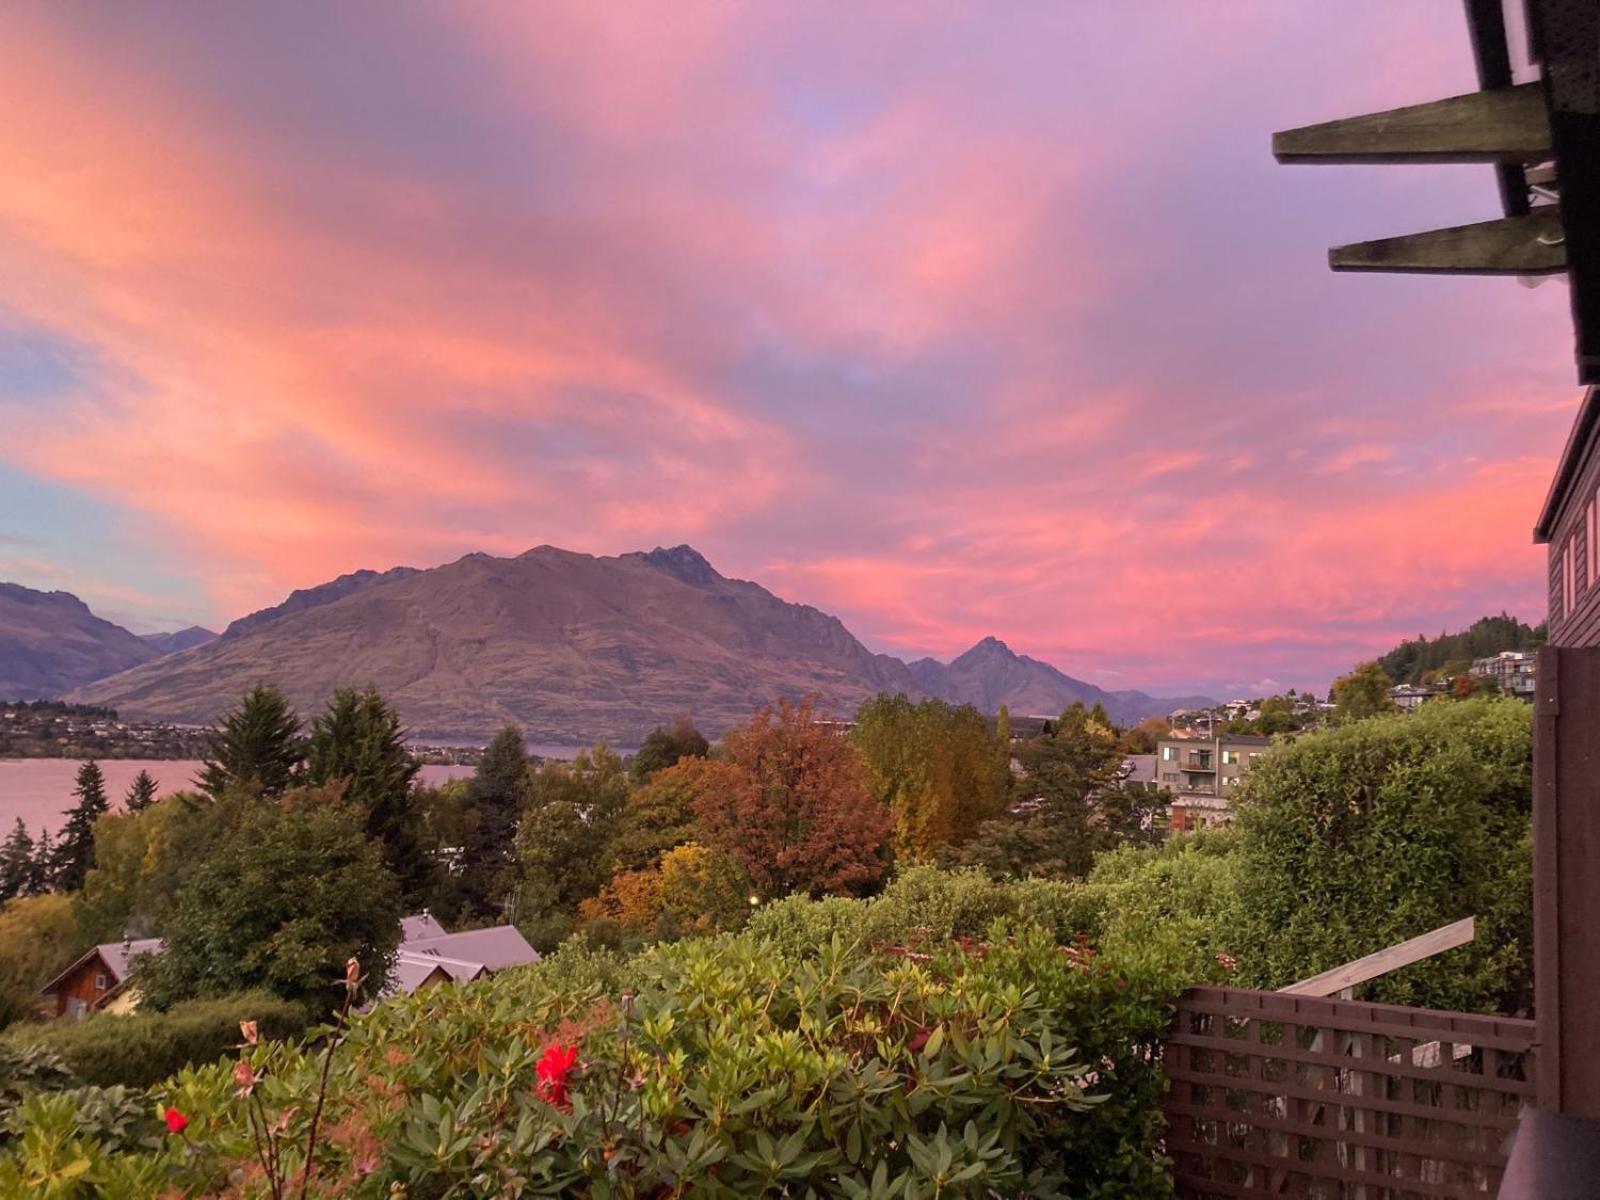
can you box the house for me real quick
[38,938,161,1020]
[1390,683,1435,711]
[1153,734,1273,831]
[1471,649,1537,697]
[37,915,538,1019]
[385,923,540,998]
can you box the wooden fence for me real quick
[1163,987,1537,1198]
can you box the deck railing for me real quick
[1163,986,1536,1198]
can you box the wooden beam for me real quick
[1280,917,1476,997]
[1329,207,1566,275]
[1273,82,1549,164]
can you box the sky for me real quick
[0,2,1581,699]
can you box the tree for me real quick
[516,746,630,947]
[198,684,303,799]
[1119,716,1170,755]
[27,830,55,895]
[124,770,159,813]
[954,716,1126,880]
[996,705,1011,747]
[629,717,710,782]
[137,788,403,1010]
[581,842,751,939]
[686,697,892,898]
[853,695,1010,860]
[305,687,431,900]
[1230,697,1532,1013]
[605,765,700,873]
[0,820,36,903]
[53,760,109,891]
[0,894,84,1029]
[1331,661,1394,722]
[457,726,528,919]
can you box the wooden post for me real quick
[1534,646,1600,1116]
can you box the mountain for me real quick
[1375,613,1546,684]
[0,582,162,700]
[221,566,421,640]
[910,636,1213,726]
[71,546,920,744]
[140,626,218,655]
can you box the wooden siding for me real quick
[45,951,118,1019]
[1547,421,1600,648]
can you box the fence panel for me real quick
[1164,986,1536,1199]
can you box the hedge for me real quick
[3,990,309,1088]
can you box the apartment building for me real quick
[1471,650,1537,698]
[1153,733,1273,831]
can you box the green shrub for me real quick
[3,990,309,1088]
[1230,696,1532,1013]
[0,925,1201,1198]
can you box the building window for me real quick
[1161,746,1177,762]
[1222,750,1240,765]
[1162,772,1179,782]
[94,972,107,990]
[1564,537,1577,617]
[1589,498,1597,588]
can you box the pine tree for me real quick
[460,726,527,918]
[54,760,109,891]
[0,820,36,902]
[28,830,55,894]
[306,687,430,899]
[199,684,303,799]
[996,705,1011,747]
[124,769,159,813]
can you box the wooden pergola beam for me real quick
[1329,207,1566,275]
[1273,81,1549,165]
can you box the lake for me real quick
[0,759,479,837]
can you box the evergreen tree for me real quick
[305,687,431,899]
[124,769,159,813]
[53,760,109,891]
[459,726,528,918]
[199,684,303,799]
[0,820,36,902]
[629,718,710,782]
[996,705,1011,747]
[27,830,55,894]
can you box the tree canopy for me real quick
[198,684,303,800]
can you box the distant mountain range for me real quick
[909,636,1214,727]
[0,583,163,700]
[139,626,218,655]
[3,546,1209,741]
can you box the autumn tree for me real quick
[581,842,751,939]
[853,695,1010,860]
[1332,661,1395,722]
[199,684,303,799]
[53,760,109,891]
[124,770,159,813]
[605,764,700,873]
[686,697,892,898]
[629,717,710,782]
[305,687,431,900]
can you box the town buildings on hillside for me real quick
[1153,733,1273,831]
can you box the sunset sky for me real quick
[0,3,1580,698]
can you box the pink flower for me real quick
[164,1107,190,1135]
[535,1043,580,1109]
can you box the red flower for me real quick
[535,1043,580,1109]
[164,1107,190,1135]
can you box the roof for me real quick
[400,912,449,941]
[1535,385,1600,542]
[402,926,539,973]
[388,953,487,995]
[39,937,162,997]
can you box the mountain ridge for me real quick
[0,582,162,700]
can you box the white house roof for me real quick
[401,926,539,973]
[400,912,449,941]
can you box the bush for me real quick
[4,990,309,1088]
[0,922,1205,1198]
[1230,696,1532,1013]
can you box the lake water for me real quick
[0,759,479,837]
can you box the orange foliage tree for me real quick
[681,697,892,898]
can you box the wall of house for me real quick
[48,954,116,1019]
[1548,431,1600,647]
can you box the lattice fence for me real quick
[1163,986,1536,1199]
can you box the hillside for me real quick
[139,626,218,655]
[909,636,1212,726]
[1376,613,1546,684]
[0,583,161,700]
[70,546,921,744]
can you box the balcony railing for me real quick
[1163,986,1535,1198]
